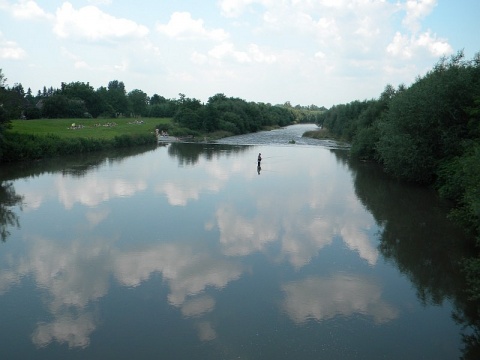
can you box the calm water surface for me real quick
[0,124,475,359]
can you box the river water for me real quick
[0,124,476,359]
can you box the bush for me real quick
[0,131,155,162]
[350,126,379,159]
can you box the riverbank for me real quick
[0,118,234,163]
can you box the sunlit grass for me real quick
[10,117,172,140]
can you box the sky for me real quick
[0,0,479,108]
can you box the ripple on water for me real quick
[216,124,350,149]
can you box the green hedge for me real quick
[0,131,156,162]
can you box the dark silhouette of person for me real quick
[257,153,262,167]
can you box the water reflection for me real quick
[1,231,244,348]
[344,152,470,304]
[281,274,398,324]
[0,127,478,358]
[168,142,250,166]
[0,181,22,242]
[212,164,378,269]
[337,150,480,358]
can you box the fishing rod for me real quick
[260,155,287,159]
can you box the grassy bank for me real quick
[1,117,172,162]
[10,117,170,140]
[1,117,237,163]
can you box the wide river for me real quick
[0,124,476,359]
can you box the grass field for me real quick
[10,117,172,140]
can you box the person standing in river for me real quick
[257,153,262,167]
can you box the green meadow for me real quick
[10,117,171,140]
[1,118,175,162]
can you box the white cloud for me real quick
[248,43,276,63]
[191,51,208,65]
[156,12,228,41]
[402,0,437,32]
[0,0,466,122]
[0,32,26,59]
[416,30,452,56]
[206,42,276,64]
[10,0,52,20]
[386,30,452,59]
[53,2,148,42]
[218,0,258,17]
[87,0,112,5]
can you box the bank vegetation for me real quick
[0,72,324,163]
[312,51,480,301]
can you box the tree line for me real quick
[318,51,480,300]
[0,72,325,136]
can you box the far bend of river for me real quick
[0,124,477,359]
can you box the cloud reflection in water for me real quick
[281,274,398,324]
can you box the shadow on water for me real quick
[167,142,251,166]
[1,144,157,180]
[332,149,480,359]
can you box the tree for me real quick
[376,51,480,183]
[150,94,166,105]
[128,89,148,117]
[0,69,11,160]
[42,94,87,118]
[107,80,129,115]
[61,81,105,118]
[174,94,203,129]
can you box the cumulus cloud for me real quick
[218,0,259,18]
[156,12,228,41]
[0,32,26,59]
[206,42,276,64]
[402,0,437,33]
[87,0,112,5]
[53,2,148,42]
[9,0,53,20]
[0,0,460,106]
[386,30,452,59]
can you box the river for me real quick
[0,124,476,359]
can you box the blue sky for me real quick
[1,0,479,107]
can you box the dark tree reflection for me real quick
[332,150,480,359]
[167,143,250,166]
[0,181,23,242]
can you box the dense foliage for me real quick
[319,51,480,300]
[0,67,324,162]
[0,70,323,134]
